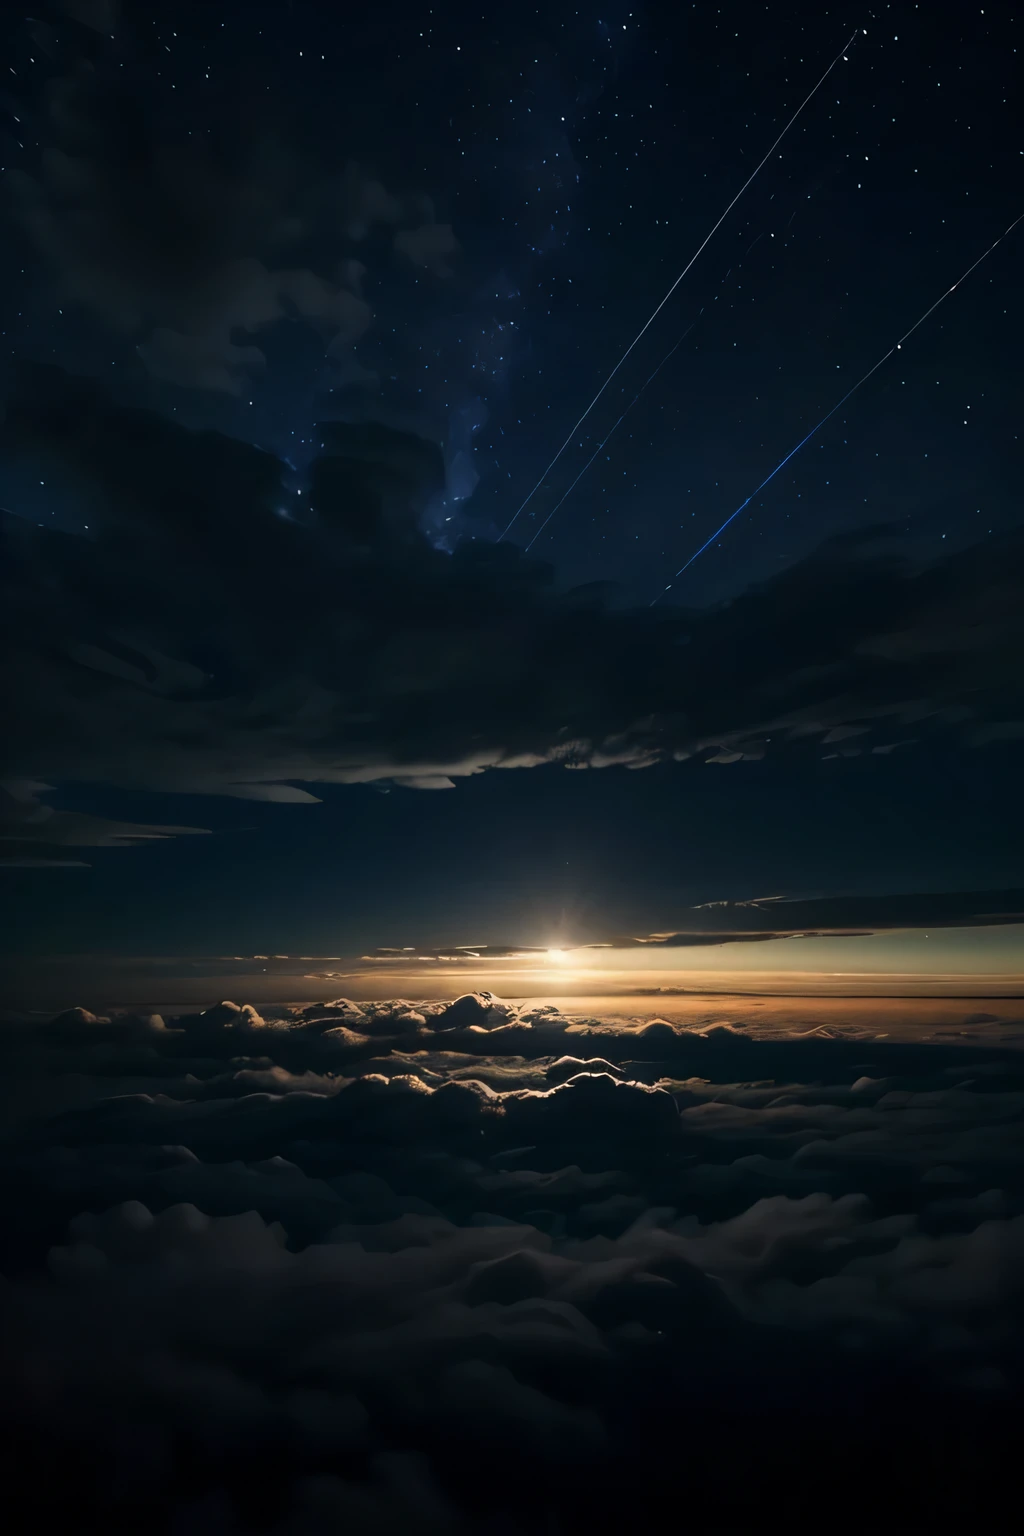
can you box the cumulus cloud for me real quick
[2,993,1023,1528]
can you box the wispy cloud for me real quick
[364,889,1024,956]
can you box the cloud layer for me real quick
[362,889,1024,957]
[2,366,1023,862]
[2,993,1024,1529]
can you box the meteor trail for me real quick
[524,319,699,552]
[652,209,1024,606]
[526,236,770,549]
[499,26,862,543]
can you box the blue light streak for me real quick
[499,27,862,543]
[653,210,1024,605]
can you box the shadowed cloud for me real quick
[2,990,1024,1530]
[2,365,1022,864]
[4,57,456,396]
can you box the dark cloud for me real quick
[1,364,1022,862]
[366,948,552,963]
[365,890,1024,955]
[0,781,209,869]
[394,218,461,278]
[61,0,119,32]
[4,61,453,394]
[616,889,1024,947]
[2,995,1024,1530]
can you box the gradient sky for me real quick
[0,0,1021,991]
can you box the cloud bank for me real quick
[1,366,1022,862]
[2,994,1023,1529]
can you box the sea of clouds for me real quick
[2,991,1023,1531]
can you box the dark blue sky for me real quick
[0,0,1021,969]
[3,1,1020,600]
[5,739,1023,961]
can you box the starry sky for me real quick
[0,0,1022,988]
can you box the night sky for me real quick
[0,0,1022,980]
[6,7,1024,1532]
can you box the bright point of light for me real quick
[547,948,570,965]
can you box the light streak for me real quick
[528,226,773,549]
[652,210,1024,605]
[524,319,699,552]
[499,26,862,542]
[526,224,775,548]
